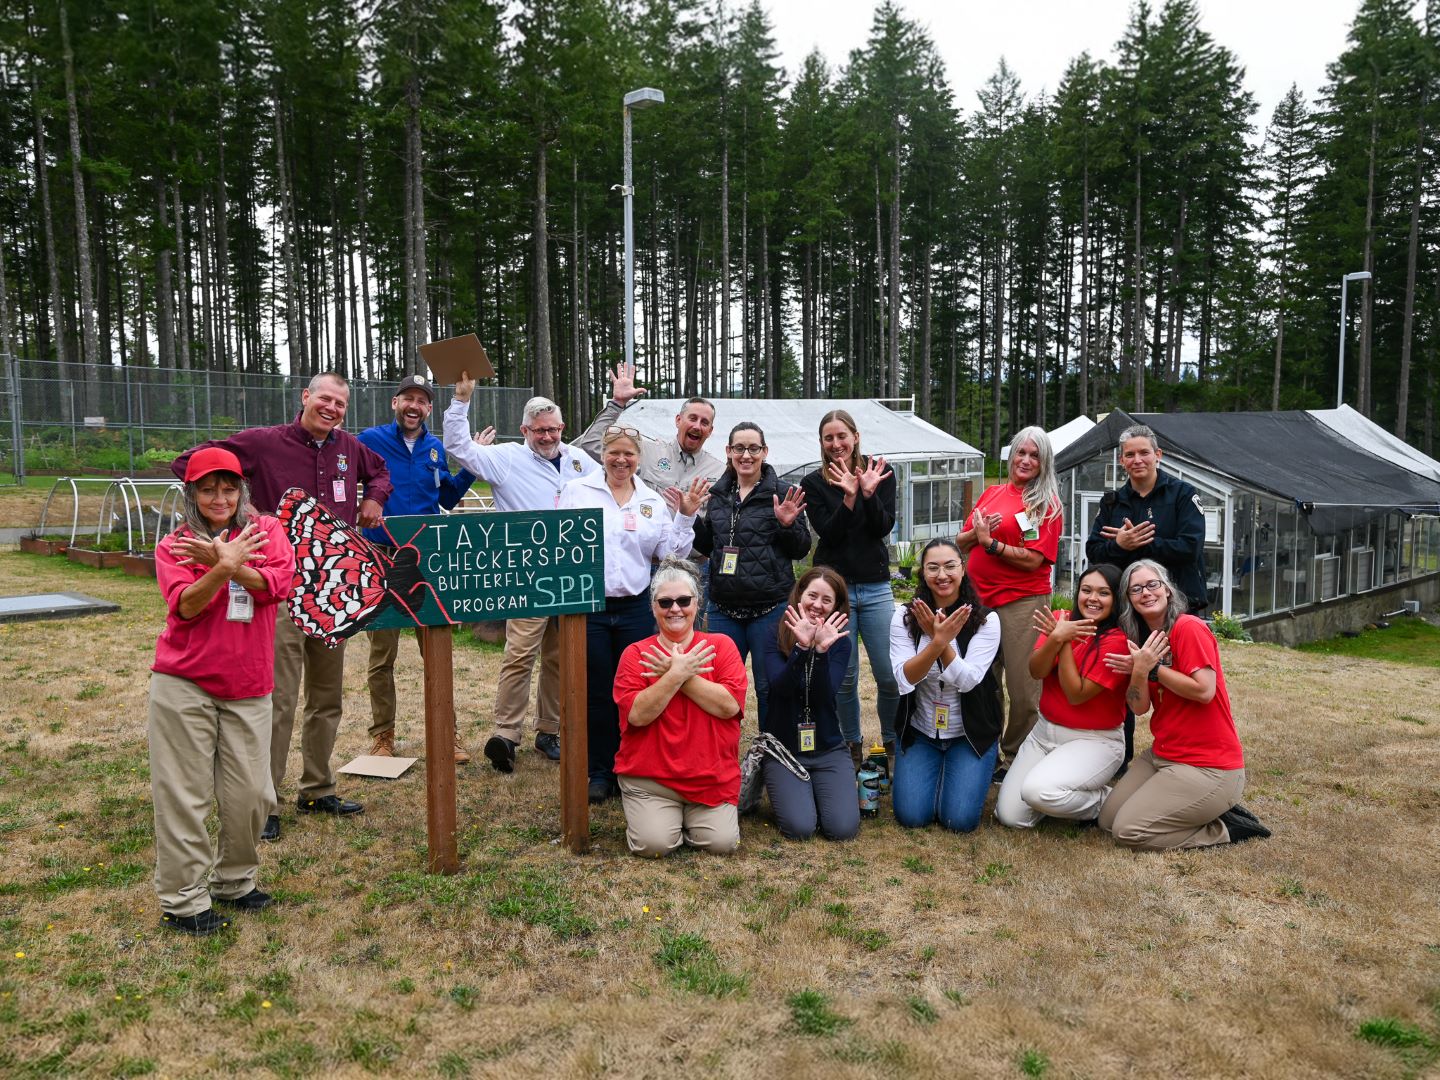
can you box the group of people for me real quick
[144,365,1267,934]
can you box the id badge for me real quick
[798,723,816,753]
[623,511,638,531]
[226,581,254,623]
[1015,510,1040,542]
[719,546,739,575]
[331,479,346,502]
[933,704,949,731]
[554,490,562,509]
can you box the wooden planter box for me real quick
[67,547,126,570]
[121,553,157,578]
[20,537,69,556]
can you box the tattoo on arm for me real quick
[1126,686,1143,707]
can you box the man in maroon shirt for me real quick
[173,372,392,842]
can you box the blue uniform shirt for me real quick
[357,421,476,545]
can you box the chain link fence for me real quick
[0,357,534,480]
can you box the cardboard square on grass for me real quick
[418,333,495,385]
[339,755,418,779]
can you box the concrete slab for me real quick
[0,591,121,623]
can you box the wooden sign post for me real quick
[370,509,606,870]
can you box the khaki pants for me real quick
[148,672,269,916]
[493,616,559,742]
[994,594,1050,761]
[367,628,424,738]
[617,775,739,858]
[1098,747,1245,850]
[268,614,347,815]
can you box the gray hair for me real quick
[1008,425,1062,526]
[1119,559,1188,641]
[177,475,254,538]
[523,396,563,426]
[650,556,702,604]
[1118,424,1159,452]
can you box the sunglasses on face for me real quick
[656,595,695,610]
[1128,580,1166,596]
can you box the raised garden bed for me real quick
[20,536,69,556]
[67,547,127,570]
[121,553,157,578]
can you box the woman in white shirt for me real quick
[560,424,710,803]
[889,538,1003,832]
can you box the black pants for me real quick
[586,595,655,782]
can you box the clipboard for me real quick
[418,333,496,385]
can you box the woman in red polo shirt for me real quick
[148,448,295,935]
[995,564,1130,828]
[957,426,1063,779]
[612,557,747,857]
[1097,559,1270,848]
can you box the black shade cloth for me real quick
[1056,409,1440,535]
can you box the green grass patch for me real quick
[1356,1017,1431,1049]
[485,868,594,940]
[1019,1047,1051,1077]
[788,989,852,1036]
[1297,619,1440,667]
[652,932,748,998]
[37,861,148,895]
[822,902,891,952]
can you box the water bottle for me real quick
[858,766,881,817]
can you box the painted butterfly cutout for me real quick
[277,487,448,647]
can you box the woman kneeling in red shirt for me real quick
[613,556,747,857]
[1098,559,1270,848]
[148,448,295,935]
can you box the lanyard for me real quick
[799,646,818,726]
[727,488,743,547]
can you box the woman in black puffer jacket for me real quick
[693,422,812,726]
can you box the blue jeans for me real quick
[586,595,656,782]
[892,731,998,833]
[704,600,786,727]
[837,581,899,747]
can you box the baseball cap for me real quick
[184,447,245,483]
[395,374,434,401]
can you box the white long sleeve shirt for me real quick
[442,399,599,511]
[889,606,1001,741]
[559,472,695,598]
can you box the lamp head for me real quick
[1344,271,1372,282]
[624,87,665,109]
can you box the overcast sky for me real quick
[767,0,1365,134]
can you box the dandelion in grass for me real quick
[262,1001,272,1009]
[14,951,24,958]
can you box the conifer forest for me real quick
[1,0,1436,456]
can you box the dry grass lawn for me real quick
[1,549,1438,1079]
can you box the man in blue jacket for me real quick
[358,375,477,761]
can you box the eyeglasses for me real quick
[1127,580,1166,596]
[728,445,765,457]
[527,425,564,437]
[656,595,695,610]
[604,424,641,439]
[924,561,961,574]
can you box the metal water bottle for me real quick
[858,765,881,817]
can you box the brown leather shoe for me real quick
[369,732,395,757]
[454,734,471,765]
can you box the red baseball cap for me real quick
[184,447,245,483]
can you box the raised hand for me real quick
[931,603,972,646]
[857,455,892,498]
[910,598,938,638]
[212,523,268,575]
[773,486,807,527]
[609,361,647,405]
[1132,629,1171,671]
[783,605,817,648]
[1045,609,1096,644]
[676,476,711,517]
[671,641,716,681]
[454,370,476,404]
[812,611,850,653]
[172,535,219,568]
[1101,517,1156,551]
[472,426,497,446]
[1032,606,1058,637]
[638,642,676,681]
[825,460,860,499]
[971,509,995,546]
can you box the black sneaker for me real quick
[161,908,230,936]
[484,735,517,774]
[1219,806,1272,844]
[215,889,274,912]
[534,732,561,761]
[296,794,364,816]
[260,815,280,842]
[588,777,614,804]
[991,765,1008,786]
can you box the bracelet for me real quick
[987,538,1003,556]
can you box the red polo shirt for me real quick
[964,483,1061,607]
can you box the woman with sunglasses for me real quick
[561,424,710,803]
[612,557,747,857]
[760,567,858,841]
[693,422,811,726]
[995,563,1130,829]
[799,409,898,766]
[889,539,1003,832]
[1097,560,1270,848]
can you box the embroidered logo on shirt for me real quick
[336,454,349,474]
[572,459,583,472]
[430,448,439,463]
[657,457,672,471]
[1191,493,1203,512]
[640,503,654,518]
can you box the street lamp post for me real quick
[622,88,664,374]
[1336,270,1372,409]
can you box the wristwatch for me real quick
[1147,665,1161,683]
[987,538,1003,556]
